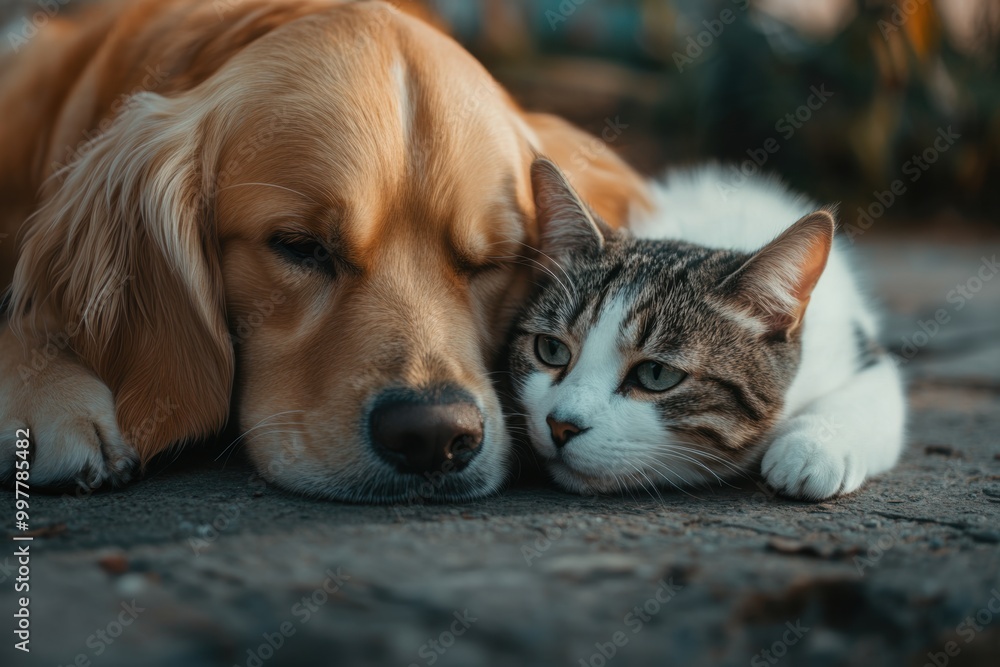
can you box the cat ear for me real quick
[716,208,835,338]
[530,157,608,259]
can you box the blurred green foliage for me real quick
[430,0,1000,223]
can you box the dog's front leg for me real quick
[0,320,139,490]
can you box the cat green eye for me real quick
[633,361,685,392]
[535,335,571,367]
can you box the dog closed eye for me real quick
[269,233,336,276]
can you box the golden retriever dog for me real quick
[0,0,649,501]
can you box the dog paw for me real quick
[760,415,866,501]
[0,347,138,490]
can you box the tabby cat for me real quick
[507,158,905,499]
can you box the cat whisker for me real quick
[505,238,574,289]
[663,448,744,490]
[666,453,723,485]
[485,236,575,290]
[630,454,705,500]
[624,460,665,504]
[656,440,753,482]
[645,447,729,486]
[649,439,746,470]
[639,450,723,495]
[491,255,572,302]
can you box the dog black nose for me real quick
[547,414,586,449]
[370,389,483,474]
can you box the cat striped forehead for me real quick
[522,236,751,349]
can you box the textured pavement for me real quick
[2,236,1000,667]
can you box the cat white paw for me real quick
[760,416,867,500]
[0,349,138,490]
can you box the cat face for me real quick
[508,159,834,494]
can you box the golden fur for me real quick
[0,0,649,500]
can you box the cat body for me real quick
[509,160,905,500]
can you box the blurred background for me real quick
[419,0,999,234]
[3,0,997,230]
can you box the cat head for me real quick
[508,158,834,494]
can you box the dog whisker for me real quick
[216,410,306,462]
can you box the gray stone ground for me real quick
[2,236,999,667]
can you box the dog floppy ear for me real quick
[10,92,233,461]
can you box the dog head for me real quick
[10,2,646,502]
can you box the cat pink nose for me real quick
[546,414,587,448]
